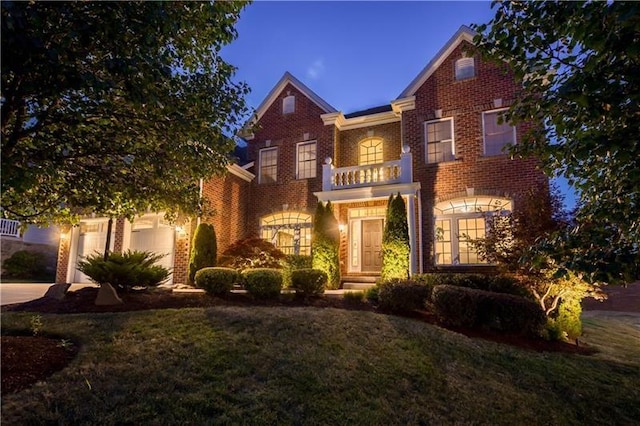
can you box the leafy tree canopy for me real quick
[1,1,251,224]
[472,1,639,282]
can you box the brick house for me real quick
[55,26,547,286]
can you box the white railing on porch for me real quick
[0,219,21,238]
[322,147,413,191]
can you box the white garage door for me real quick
[74,221,115,283]
[129,215,175,277]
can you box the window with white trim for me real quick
[483,109,516,156]
[359,138,383,165]
[259,147,278,184]
[283,95,295,114]
[434,197,512,265]
[296,141,316,179]
[260,211,312,255]
[424,118,454,163]
[455,57,475,80]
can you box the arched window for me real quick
[433,197,512,265]
[260,211,312,255]
[359,138,383,165]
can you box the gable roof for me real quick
[254,71,337,121]
[397,25,477,99]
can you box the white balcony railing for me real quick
[0,219,21,238]
[322,147,413,191]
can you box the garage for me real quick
[73,220,114,283]
[128,214,175,277]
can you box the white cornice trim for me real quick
[321,110,400,131]
[314,182,421,203]
[391,96,416,113]
[398,25,476,98]
[227,163,254,182]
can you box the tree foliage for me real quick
[1,1,250,224]
[188,223,217,285]
[472,1,639,282]
[311,202,340,289]
[381,194,410,281]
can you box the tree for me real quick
[381,193,410,281]
[312,201,340,289]
[469,184,605,339]
[1,1,250,224]
[188,223,217,285]
[472,1,639,283]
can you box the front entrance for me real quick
[361,219,383,272]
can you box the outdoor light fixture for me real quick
[338,224,347,233]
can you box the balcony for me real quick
[0,219,21,238]
[322,147,413,191]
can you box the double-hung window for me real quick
[483,109,516,156]
[425,118,454,163]
[259,147,278,184]
[296,141,316,179]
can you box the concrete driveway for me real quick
[0,283,97,306]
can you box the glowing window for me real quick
[359,138,383,165]
[260,211,312,255]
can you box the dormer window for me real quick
[455,57,475,80]
[283,95,295,114]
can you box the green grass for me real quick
[2,307,639,425]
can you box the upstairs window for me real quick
[297,141,317,179]
[483,109,516,156]
[283,95,295,114]
[259,147,278,184]
[455,57,475,80]
[425,118,454,163]
[359,138,383,165]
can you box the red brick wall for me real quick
[336,122,402,167]
[55,226,72,283]
[201,171,251,254]
[246,82,334,234]
[402,40,548,269]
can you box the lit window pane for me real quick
[359,138,383,165]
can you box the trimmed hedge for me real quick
[291,268,327,297]
[242,268,283,299]
[413,273,530,299]
[377,279,431,312]
[282,254,312,288]
[432,285,545,336]
[194,267,238,296]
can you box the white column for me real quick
[400,145,413,184]
[322,157,334,191]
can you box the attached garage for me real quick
[72,220,115,283]
[128,214,175,276]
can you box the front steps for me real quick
[342,275,378,290]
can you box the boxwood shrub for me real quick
[282,254,312,288]
[413,273,530,300]
[432,285,545,336]
[291,268,327,297]
[378,279,431,313]
[242,268,283,299]
[194,267,238,296]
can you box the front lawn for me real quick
[2,307,639,425]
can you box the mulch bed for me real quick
[3,285,611,396]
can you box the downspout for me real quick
[417,188,424,274]
[197,178,203,226]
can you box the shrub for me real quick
[432,285,546,336]
[188,223,217,284]
[556,297,583,338]
[282,254,312,288]
[2,250,50,279]
[365,286,380,304]
[242,268,283,299]
[77,250,169,292]
[343,290,365,304]
[291,268,327,297]
[312,202,340,289]
[194,267,238,296]
[218,237,286,270]
[381,193,410,281]
[377,279,431,313]
[412,273,530,300]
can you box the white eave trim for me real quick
[227,163,254,182]
[398,25,476,98]
[391,96,416,113]
[314,182,421,204]
[321,110,400,131]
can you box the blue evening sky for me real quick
[222,1,577,210]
